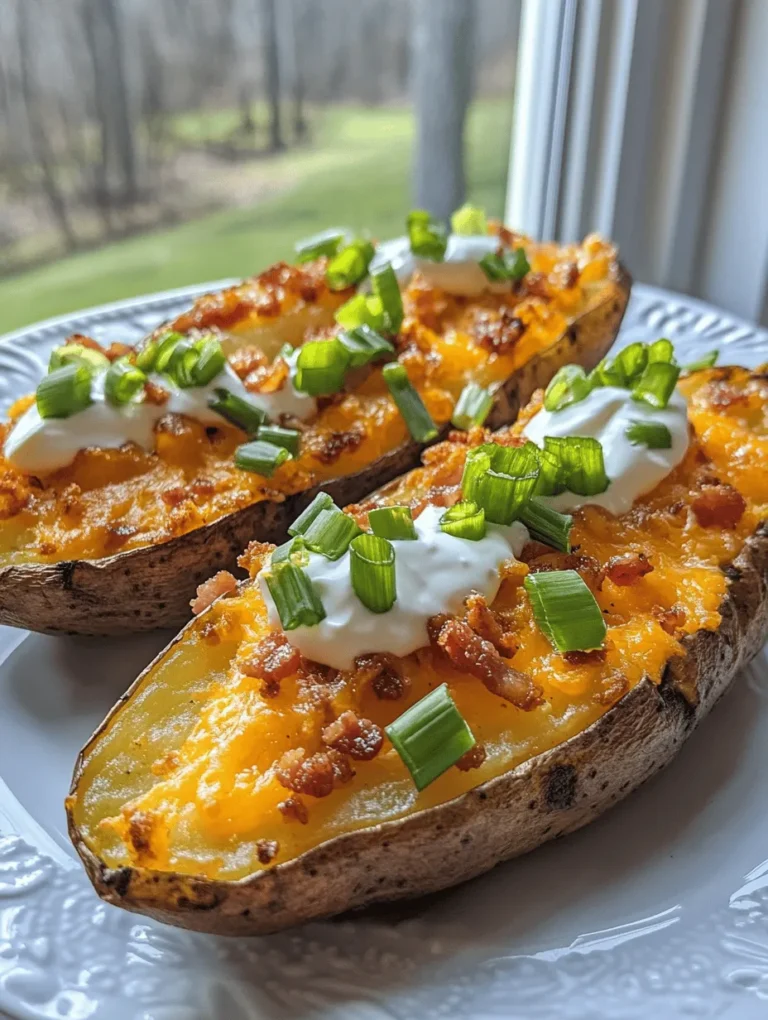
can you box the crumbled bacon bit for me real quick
[652,604,687,635]
[67,333,105,353]
[38,540,57,556]
[692,484,746,529]
[354,654,411,700]
[161,486,188,508]
[278,797,309,824]
[104,341,133,362]
[322,711,384,761]
[522,272,550,300]
[241,633,301,697]
[61,482,83,517]
[127,811,157,857]
[599,552,653,588]
[297,658,340,687]
[191,477,216,497]
[465,592,518,657]
[229,346,269,380]
[312,425,366,465]
[563,649,607,666]
[190,570,237,615]
[237,540,276,577]
[245,357,289,395]
[525,551,602,588]
[564,262,580,288]
[456,744,487,772]
[104,523,138,552]
[472,308,527,354]
[276,748,354,798]
[707,382,749,410]
[256,839,279,864]
[431,616,542,710]
[144,380,170,406]
[410,484,462,520]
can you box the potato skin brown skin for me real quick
[66,517,768,936]
[0,269,631,636]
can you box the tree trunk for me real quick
[259,0,284,151]
[288,0,308,141]
[411,0,476,219]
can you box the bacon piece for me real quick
[472,308,526,355]
[652,604,687,636]
[229,346,269,380]
[455,744,487,772]
[245,358,289,395]
[410,484,462,520]
[525,551,602,588]
[563,649,607,666]
[692,484,746,529]
[599,552,653,588]
[278,797,308,824]
[67,333,106,354]
[465,592,518,657]
[322,711,383,761]
[256,839,279,864]
[237,540,276,577]
[276,748,354,798]
[312,425,366,465]
[354,653,411,700]
[241,633,301,697]
[144,380,170,406]
[431,617,542,710]
[190,570,237,615]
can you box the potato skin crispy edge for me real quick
[67,514,768,936]
[0,269,631,635]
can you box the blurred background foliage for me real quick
[0,0,520,332]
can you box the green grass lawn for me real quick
[0,100,512,334]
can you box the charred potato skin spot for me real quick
[1,270,631,636]
[66,516,768,936]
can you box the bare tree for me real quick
[412,0,476,219]
[259,0,283,151]
[287,0,307,140]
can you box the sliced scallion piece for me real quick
[452,381,493,430]
[407,210,448,261]
[544,436,609,496]
[518,498,572,553]
[648,338,674,364]
[326,240,375,290]
[288,491,335,537]
[294,228,347,263]
[190,336,226,386]
[49,342,109,373]
[683,349,719,373]
[271,534,308,566]
[450,203,488,235]
[524,569,606,652]
[544,364,593,412]
[461,441,540,524]
[36,363,93,419]
[632,361,681,409]
[349,533,396,613]
[256,424,301,455]
[165,338,200,388]
[533,445,566,497]
[386,683,476,791]
[153,330,185,373]
[234,439,291,477]
[209,388,268,434]
[294,338,351,396]
[382,362,439,443]
[334,293,385,331]
[370,263,404,333]
[439,500,486,541]
[614,342,648,383]
[302,506,362,560]
[589,356,626,388]
[625,420,672,449]
[264,561,326,630]
[368,505,417,540]
[478,246,530,282]
[338,325,395,367]
[104,359,146,406]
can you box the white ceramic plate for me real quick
[0,284,767,1020]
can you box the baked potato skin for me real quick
[2,269,630,636]
[67,514,768,935]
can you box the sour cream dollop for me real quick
[4,358,316,475]
[523,385,690,516]
[370,233,511,297]
[260,505,529,671]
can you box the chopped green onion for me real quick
[533,445,566,497]
[452,381,494,430]
[683,349,719,373]
[153,330,185,373]
[264,561,326,630]
[543,436,609,496]
[614,342,648,383]
[632,361,681,409]
[256,424,301,455]
[334,293,385,331]
[461,442,539,525]
[294,338,351,396]
[625,420,672,449]
[338,325,395,368]
[407,210,448,261]
[368,505,417,540]
[382,362,439,443]
[209,388,268,434]
[271,535,308,566]
[370,263,404,333]
[439,500,486,541]
[386,683,476,791]
[104,359,146,406]
[349,533,396,613]
[294,228,347,263]
[479,247,530,282]
[589,356,626,388]
[190,336,226,386]
[450,204,488,236]
[326,240,375,291]
[474,468,538,525]
[524,569,606,652]
[518,499,572,553]
[648,338,674,364]
[544,364,593,412]
[302,507,362,560]
[36,363,93,419]
[165,338,201,388]
[234,440,291,477]
[49,342,109,373]
[288,491,334,537]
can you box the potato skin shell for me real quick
[67,517,768,936]
[0,269,631,635]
